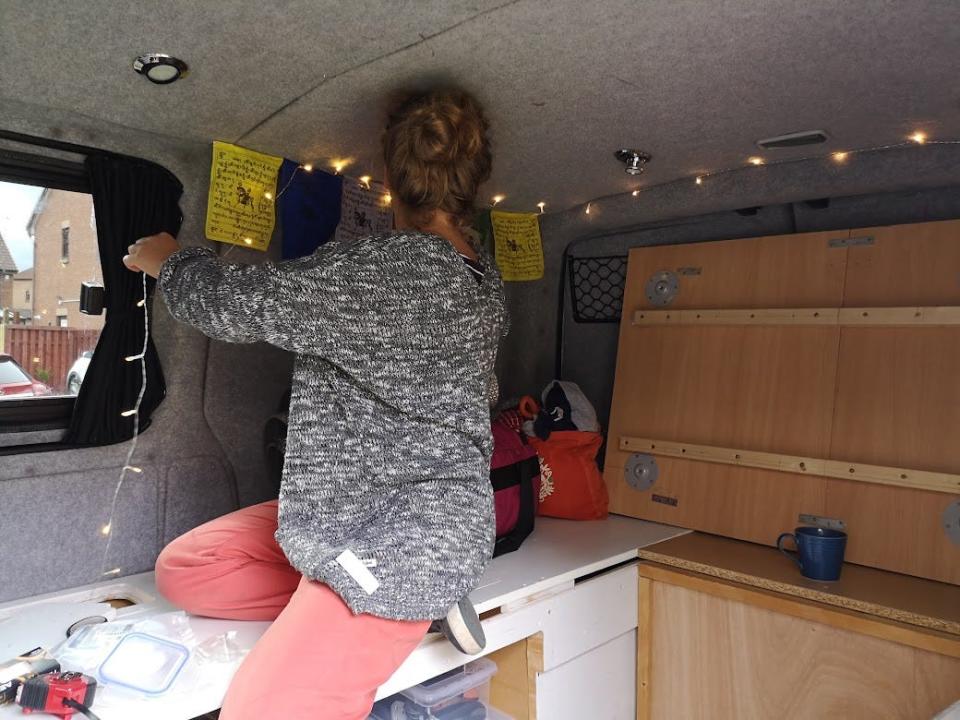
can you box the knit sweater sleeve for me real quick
[157,243,372,355]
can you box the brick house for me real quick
[27,189,104,330]
[11,268,34,325]
[0,230,16,321]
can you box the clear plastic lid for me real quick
[97,632,190,695]
[400,658,497,707]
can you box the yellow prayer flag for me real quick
[205,141,282,251]
[491,210,544,281]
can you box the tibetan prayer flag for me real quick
[278,160,343,260]
[491,210,544,281]
[205,141,282,251]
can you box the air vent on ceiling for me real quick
[756,130,828,149]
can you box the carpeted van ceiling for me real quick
[2,0,959,213]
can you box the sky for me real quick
[0,181,44,271]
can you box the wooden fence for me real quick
[0,326,100,393]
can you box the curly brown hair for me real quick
[382,87,492,228]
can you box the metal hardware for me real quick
[828,236,874,248]
[624,453,658,491]
[651,494,678,507]
[676,266,702,276]
[614,149,652,176]
[798,513,846,532]
[644,270,679,307]
[943,499,960,546]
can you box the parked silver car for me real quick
[66,350,93,395]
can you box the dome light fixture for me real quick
[133,53,189,84]
[615,149,652,176]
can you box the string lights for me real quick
[537,202,546,213]
[491,194,505,207]
[99,271,150,578]
[579,132,960,217]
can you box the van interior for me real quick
[1,2,959,719]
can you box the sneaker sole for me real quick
[442,601,486,655]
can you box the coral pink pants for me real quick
[155,500,430,720]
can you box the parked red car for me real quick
[0,354,53,398]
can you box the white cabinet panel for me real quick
[541,564,638,671]
[537,630,637,720]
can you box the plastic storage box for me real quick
[369,658,504,719]
[97,632,190,695]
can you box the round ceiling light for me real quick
[615,149,652,175]
[133,54,188,84]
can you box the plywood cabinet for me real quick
[638,563,960,719]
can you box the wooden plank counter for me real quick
[637,532,960,636]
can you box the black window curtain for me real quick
[64,155,183,445]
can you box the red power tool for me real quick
[16,672,99,720]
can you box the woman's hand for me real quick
[123,232,181,278]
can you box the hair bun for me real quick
[409,100,484,166]
[382,87,492,226]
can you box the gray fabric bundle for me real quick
[159,231,506,619]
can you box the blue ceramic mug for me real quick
[776,526,847,581]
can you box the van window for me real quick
[0,180,104,403]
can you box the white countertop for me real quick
[0,515,686,720]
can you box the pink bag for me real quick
[490,416,541,557]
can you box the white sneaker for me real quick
[434,597,486,655]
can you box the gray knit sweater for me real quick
[159,231,506,620]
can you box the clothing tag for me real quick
[336,549,380,595]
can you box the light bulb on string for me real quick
[302,163,314,172]
[264,191,274,201]
[585,203,592,215]
[100,272,150,579]
[632,190,640,197]
[382,192,392,207]
[695,176,704,185]
[359,176,372,190]
[748,156,764,166]
[909,132,927,144]
[491,194,505,207]
[832,151,849,163]
[243,237,253,246]
[537,202,546,213]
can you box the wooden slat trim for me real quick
[638,562,960,659]
[527,632,543,720]
[619,436,960,495]
[632,306,960,327]
[637,576,653,720]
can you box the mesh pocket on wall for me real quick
[569,255,628,322]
